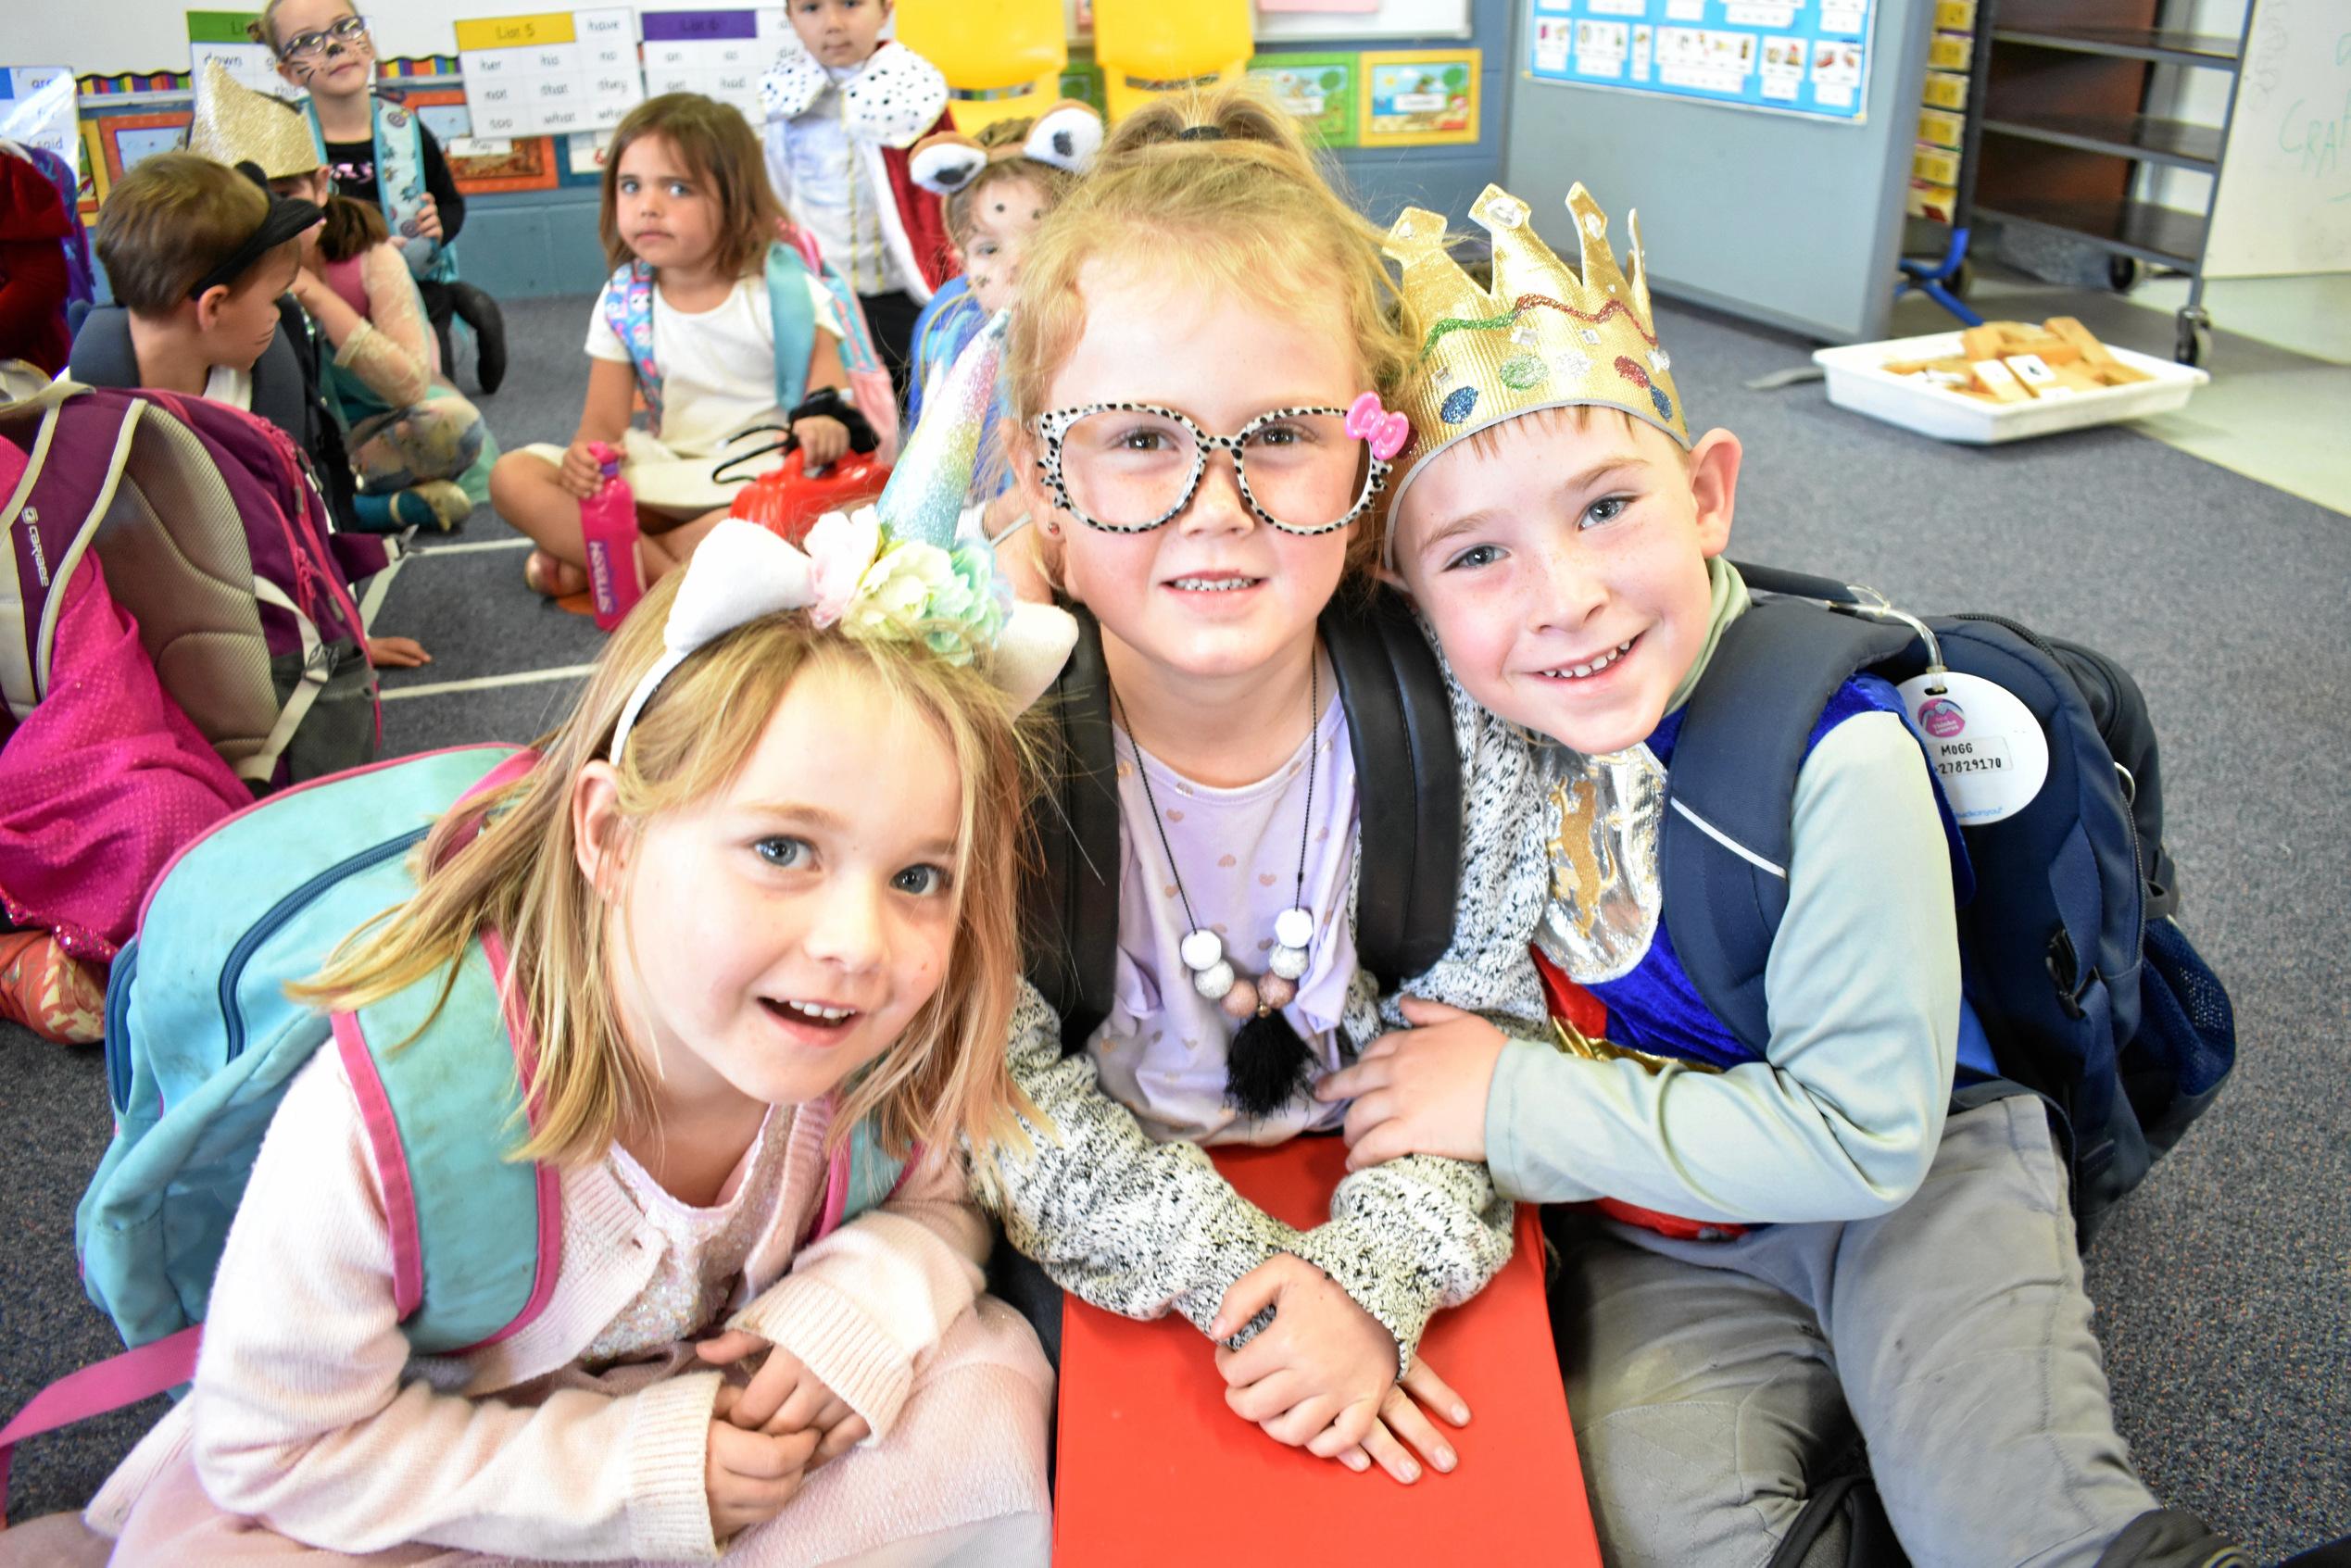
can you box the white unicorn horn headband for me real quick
[610,315,1076,763]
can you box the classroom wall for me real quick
[449,0,1513,302]
[1499,0,1932,344]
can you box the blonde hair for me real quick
[942,116,1078,247]
[601,94,785,282]
[1003,84,1412,583]
[94,154,287,314]
[292,571,1038,1183]
[249,0,360,53]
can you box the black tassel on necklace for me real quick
[1111,660,1324,1122]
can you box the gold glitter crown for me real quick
[1384,182,1688,514]
[187,59,321,181]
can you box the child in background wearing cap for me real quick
[73,152,430,669]
[1321,184,2246,1568]
[187,60,493,539]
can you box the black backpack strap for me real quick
[1659,596,1915,1053]
[1321,584,1462,988]
[1022,603,1121,1053]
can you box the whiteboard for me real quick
[18,0,1472,76]
[2204,0,2351,277]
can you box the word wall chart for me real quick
[640,8,789,127]
[1527,0,1876,122]
[456,8,645,138]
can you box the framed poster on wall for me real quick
[95,112,193,190]
[1247,51,1361,147]
[1525,0,1875,123]
[1359,47,1479,147]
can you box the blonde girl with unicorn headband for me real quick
[19,326,1076,1566]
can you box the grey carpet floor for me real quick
[2,294,2344,1560]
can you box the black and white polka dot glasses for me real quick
[1029,402,1392,536]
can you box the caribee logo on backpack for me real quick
[1895,670,2051,826]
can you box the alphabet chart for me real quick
[454,8,644,138]
[639,8,788,126]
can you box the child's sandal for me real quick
[523,550,589,597]
[0,932,106,1044]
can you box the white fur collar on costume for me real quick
[758,40,948,148]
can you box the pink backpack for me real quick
[0,380,385,787]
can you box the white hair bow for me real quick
[609,520,1075,764]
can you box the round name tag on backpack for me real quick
[1897,671,2050,825]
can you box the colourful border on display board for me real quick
[1358,47,1480,147]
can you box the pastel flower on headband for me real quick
[1345,393,1412,463]
[806,506,884,628]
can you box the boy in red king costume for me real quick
[759,0,955,398]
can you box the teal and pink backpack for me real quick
[603,226,900,459]
[0,745,905,1500]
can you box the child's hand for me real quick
[558,439,605,499]
[697,1331,873,1468]
[1209,1255,1397,1460]
[285,269,328,313]
[366,635,432,668]
[1311,1356,1474,1485]
[1316,999,1509,1169]
[792,414,849,470]
[705,1386,821,1541]
[414,194,444,244]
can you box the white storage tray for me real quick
[1811,331,2208,444]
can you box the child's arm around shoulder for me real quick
[189,1049,724,1562]
[723,1142,988,1442]
[1292,670,1552,1365]
[978,981,1305,1335]
[1487,708,1962,1222]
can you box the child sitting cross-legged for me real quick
[1323,183,2249,1568]
[490,93,860,600]
[187,60,493,537]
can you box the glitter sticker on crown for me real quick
[1379,181,1691,543]
[1501,355,1548,391]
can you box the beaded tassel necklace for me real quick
[1111,659,1323,1119]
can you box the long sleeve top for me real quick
[1485,561,1964,1223]
[985,651,1553,1371]
[86,1049,989,1562]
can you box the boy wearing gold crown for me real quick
[1316,185,2243,1567]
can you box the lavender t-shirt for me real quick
[1089,693,1363,1145]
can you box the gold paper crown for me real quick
[187,58,321,181]
[1384,182,1687,515]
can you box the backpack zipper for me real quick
[218,826,431,1061]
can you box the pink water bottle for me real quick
[578,441,643,633]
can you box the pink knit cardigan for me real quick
[85,1049,998,1561]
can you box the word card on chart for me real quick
[640,9,788,126]
[188,10,292,107]
[455,8,645,138]
[0,69,80,180]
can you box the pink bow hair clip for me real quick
[1346,393,1411,463]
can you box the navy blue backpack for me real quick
[1661,562,2236,1243]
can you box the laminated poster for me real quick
[455,8,645,139]
[1359,47,1480,147]
[1526,0,1876,123]
[0,69,81,182]
[1246,51,1361,147]
[639,8,790,129]
[187,10,289,112]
